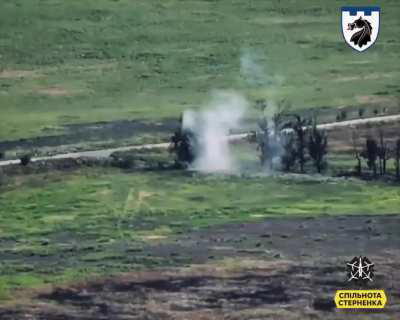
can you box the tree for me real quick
[361,137,378,176]
[336,110,347,122]
[257,99,291,171]
[0,151,3,186]
[351,132,362,176]
[257,117,274,169]
[394,138,400,180]
[291,115,309,173]
[308,119,328,173]
[280,132,296,172]
[169,117,196,168]
[377,130,390,176]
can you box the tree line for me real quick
[255,99,327,174]
[352,130,400,179]
[169,100,329,174]
[170,100,400,180]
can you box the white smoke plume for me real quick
[240,49,284,87]
[182,91,248,173]
[240,50,267,86]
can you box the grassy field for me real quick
[0,167,400,299]
[1,0,400,313]
[0,0,399,140]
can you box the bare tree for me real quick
[351,132,362,176]
[377,129,390,175]
[308,119,328,173]
[394,138,400,180]
[291,115,309,173]
[257,99,291,171]
[257,116,273,169]
[361,137,378,176]
[0,151,3,186]
[280,132,296,172]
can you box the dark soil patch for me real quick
[0,215,399,319]
[0,118,179,151]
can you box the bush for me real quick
[169,128,196,168]
[336,110,347,122]
[111,154,136,169]
[20,154,32,166]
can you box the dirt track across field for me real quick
[1,215,399,319]
[1,114,400,167]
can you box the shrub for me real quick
[169,127,196,168]
[110,154,136,169]
[20,154,32,166]
[336,110,347,122]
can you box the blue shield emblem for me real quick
[341,7,380,52]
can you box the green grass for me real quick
[0,167,400,299]
[0,0,399,140]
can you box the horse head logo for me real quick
[347,16,372,48]
[341,7,380,52]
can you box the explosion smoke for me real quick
[182,91,248,173]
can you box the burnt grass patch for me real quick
[0,215,399,319]
[1,261,399,319]
[0,118,179,152]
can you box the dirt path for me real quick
[317,113,400,129]
[1,114,399,167]
[0,142,170,166]
[1,215,399,319]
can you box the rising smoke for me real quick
[240,49,284,87]
[182,91,248,173]
[179,49,285,173]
